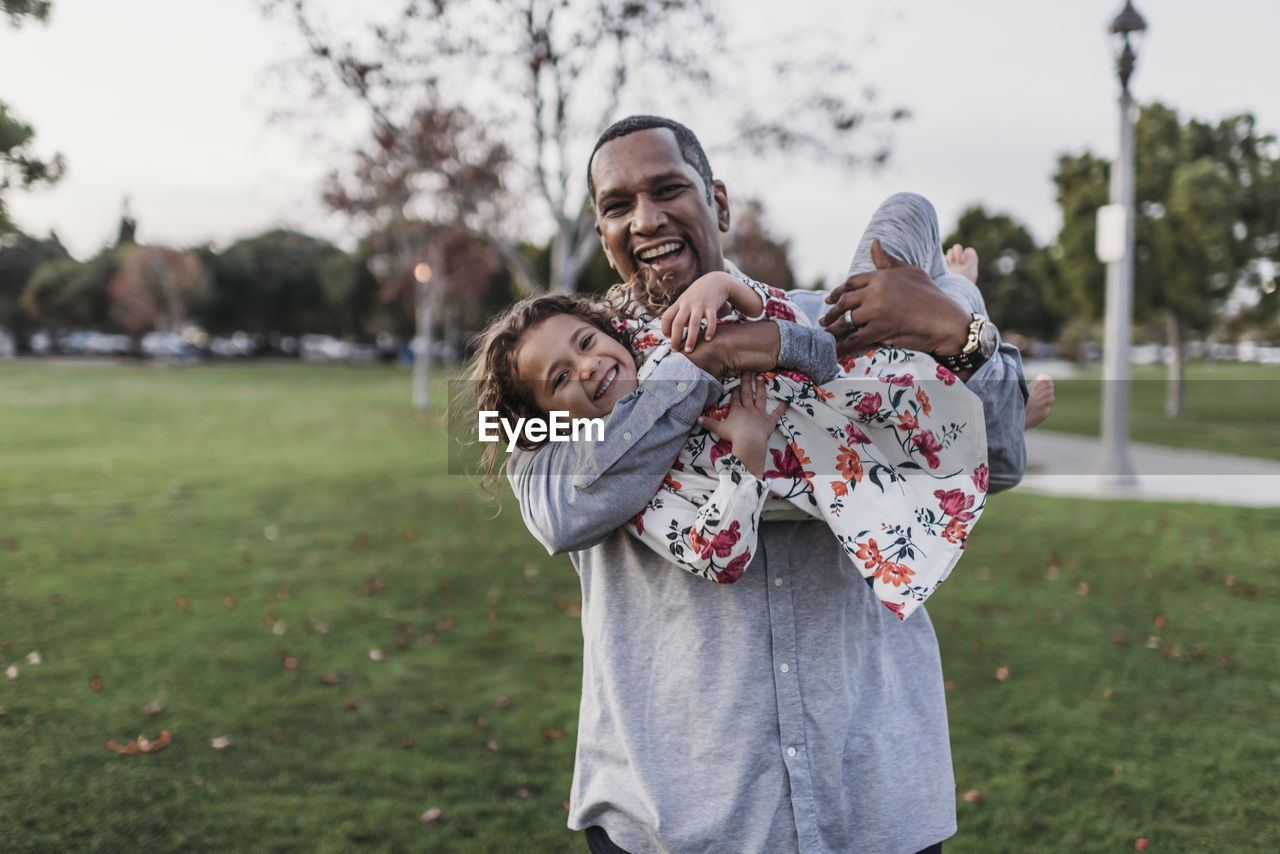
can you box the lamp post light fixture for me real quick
[412,261,434,412]
[1096,0,1147,486]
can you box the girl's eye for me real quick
[581,333,594,349]
[553,371,568,390]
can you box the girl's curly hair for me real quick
[465,294,636,495]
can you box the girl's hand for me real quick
[661,273,732,353]
[697,373,785,478]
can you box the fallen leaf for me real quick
[26,651,41,666]
[1153,614,1168,629]
[1102,687,1113,701]
[284,656,299,670]
[318,671,343,685]
[475,715,488,730]
[4,665,16,680]
[516,788,531,799]
[222,596,236,609]
[341,698,360,711]
[541,727,564,740]
[1134,838,1149,851]
[994,667,1010,682]
[0,706,7,717]
[943,680,956,692]
[1110,631,1131,646]
[963,789,983,803]
[368,649,384,662]
[175,595,191,610]
[264,525,279,541]
[419,807,443,824]
[211,736,232,750]
[403,528,418,541]
[89,675,103,691]
[272,621,286,637]
[494,695,512,709]
[107,729,172,755]
[1217,656,1231,670]
[399,736,415,749]
[142,701,164,716]
[433,700,448,714]
[486,739,500,751]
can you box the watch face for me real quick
[978,322,997,357]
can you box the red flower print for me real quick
[838,354,859,373]
[874,561,915,588]
[854,538,883,571]
[812,384,834,402]
[942,517,968,544]
[936,364,957,385]
[880,374,914,388]
[688,527,711,555]
[912,430,944,468]
[934,488,976,521]
[663,474,683,492]
[709,438,733,465]
[844,423,870,445]
[896,412,919,432]
[764,300,796,322]
[718,551,751,584]
[779,368,810,384]
[707,521,742,557]
[915,386,932,416]
[836,446,864,483]
[855,392,882,419]
[633,510,645,535]
[765,442,813,481]
[704,403,730,421]
[633,333,660,351]
[883,600,906,621]
[971,463,989,493]
[830,480,849,497]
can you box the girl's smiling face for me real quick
[515,313,639,420]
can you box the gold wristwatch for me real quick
[935,313,996,373]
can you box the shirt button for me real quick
[787,747,797,757]
[774,577,783,587]
[623,432,632,441]
[779,663,790,673]
[676,382,687,392]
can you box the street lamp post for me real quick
[1097,0,1146,486]
[413,261,434,412]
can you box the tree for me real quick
[1052,103,1280,415]
[21,247,117,337]
[943,206,1062,341]
[200,229,363,337]
[261,0,906,294]
[720,198,796,291]
[108,246,210,341]
[1,1,63,233]
[0,230,68,350]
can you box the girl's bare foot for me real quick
[1025,373,1055,429]
[944,244,979,283]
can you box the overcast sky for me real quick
[2,0,1277,286]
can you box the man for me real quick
[508,115,1027,854]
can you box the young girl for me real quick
[471,273,989,621]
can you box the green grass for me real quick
[1,361,1277,852]
[1038,360,1280,460]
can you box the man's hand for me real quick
[684,320,780,378]
[820,239,970,359]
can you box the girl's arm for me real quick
[625,455,769,584]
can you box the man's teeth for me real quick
[595,366,617,400]
[638,242,681,261]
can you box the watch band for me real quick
[935,313,992,373]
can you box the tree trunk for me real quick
[1164,307,1184,418]
[551,218,575,294]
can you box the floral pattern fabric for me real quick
[618,273,990,621]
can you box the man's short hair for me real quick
[587,115,715,208]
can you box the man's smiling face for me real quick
[590,127,730,302]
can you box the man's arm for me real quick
[508,317,837,555]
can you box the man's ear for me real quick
[595,222,618,271]
[713,180,730,233]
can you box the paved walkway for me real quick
[1017,430,1280,508]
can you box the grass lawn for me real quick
[1,360,1277,852]
[1036,361,1280,461]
